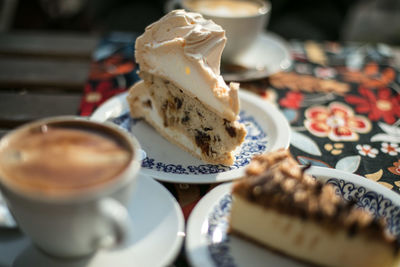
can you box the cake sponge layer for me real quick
[127,72,246,165]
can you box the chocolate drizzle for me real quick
[232,149,399,250]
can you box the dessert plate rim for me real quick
[0,174,185,267]
[185,166,400,267]
[91,90,290,184]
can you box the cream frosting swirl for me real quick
[135,9,239,121]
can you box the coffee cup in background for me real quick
[0,116,141,258]
[179,0,271,62]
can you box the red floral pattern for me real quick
[280,91,303,109]
[80,81,126,116]
[388,160,400,176]
[89,55,135,80]
[340,62,396,88]
[304,102,371,141]
[345,87,400,124]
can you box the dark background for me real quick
[5,0,400,44]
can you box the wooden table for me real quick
[0,31,99,137]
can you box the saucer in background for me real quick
[221,31,292,82]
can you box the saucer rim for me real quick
[0,174,185,267]
[222,31,292,82]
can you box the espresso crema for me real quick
[0,122,132,196]
[185,0,263,17]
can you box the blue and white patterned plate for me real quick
[186,166,400,267]
[91,90,290,183]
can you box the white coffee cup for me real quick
[168,0,271,62]
[0,116,141,258]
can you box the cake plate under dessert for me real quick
[91,90,290,184]
[185,166,400,267]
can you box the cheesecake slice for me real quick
[230,149,400,267]
[127,10,246,165]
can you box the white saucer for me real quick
[91,90,290,184]
[185,166,400,267]
[222,31,292,81]
[0,174,185,267]
[0,192,16,228]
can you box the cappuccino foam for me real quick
[185,0,262,17]
[0,123,132,196]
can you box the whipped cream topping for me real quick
[135,9,239,121]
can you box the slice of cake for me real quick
[230,149,400,267]
[127,10,246,165]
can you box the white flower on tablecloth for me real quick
[356,144,379,158]
[295,63,312,74]
[381,142,400,156]
[314,67,337,79]
[371,122,400,143]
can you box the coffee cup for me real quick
[0,116,141,258]
[177,0,270,62]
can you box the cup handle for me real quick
[95,197,130,249]
[164,0,182,13]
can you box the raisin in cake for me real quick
[127,10,246,165]
[230,149,400,267]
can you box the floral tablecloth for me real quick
[80,32,400,213]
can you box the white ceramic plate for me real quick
[0,174,184,267]
[221,31,292,82]
[91,90,290,184]
[185,166,400,267]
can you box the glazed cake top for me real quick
[135,9,239,121]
